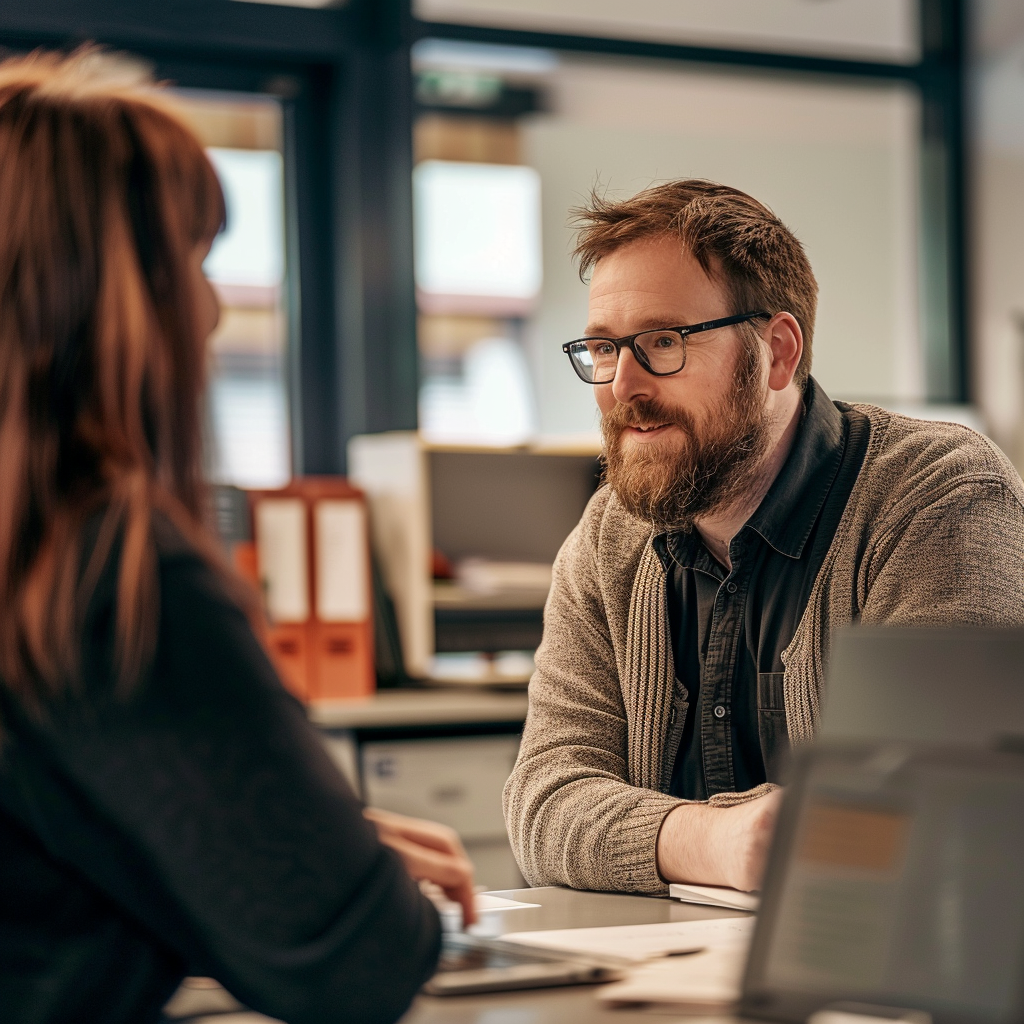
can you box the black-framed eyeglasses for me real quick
[561,311,771,384]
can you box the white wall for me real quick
[416,0,919,63]
[520,59,923,436]
[971,0,1024,465]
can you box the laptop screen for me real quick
[743,744,1024,1024]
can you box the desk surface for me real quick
[166,886,742,1023]
[404,885,744,1024]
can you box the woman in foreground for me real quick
[0,49,472,1024]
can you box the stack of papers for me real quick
[456,558,552,595]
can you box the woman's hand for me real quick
[363,807,477,926]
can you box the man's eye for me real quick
[652,334,679,349]
[593,342,616,356]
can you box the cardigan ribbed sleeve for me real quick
[502,489,684,894]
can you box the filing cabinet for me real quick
[361,735,520,841]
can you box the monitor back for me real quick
[820,625,1024,747]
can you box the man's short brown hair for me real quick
[572,179,817,388]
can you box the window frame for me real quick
[0,0,969,479]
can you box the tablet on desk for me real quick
[424,933,625,996]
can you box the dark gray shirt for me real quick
[657,378,869,800]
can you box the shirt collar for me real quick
[744,375,845,559]
[654,376,846,569]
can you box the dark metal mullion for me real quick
[284,64,342,475]
[334,0,420,472]
[413,19,923,83]
[918,0,968,404]
[0,0,357,64]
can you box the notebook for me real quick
[669,883,759,912]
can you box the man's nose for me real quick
[610,347,654,406]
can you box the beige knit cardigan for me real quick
[503,405,1024,895]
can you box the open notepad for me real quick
[504,916,755,1011]
[668,883,760,912]
[504,915,754,961]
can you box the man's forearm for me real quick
[655,789,783,891]
[656,803,720,883]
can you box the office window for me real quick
[414,158,542,445]
[414,160,542,313]
[413,40,924,443]
[414,0,920,63]
[175,92,291,488]
[972,0,1024,468]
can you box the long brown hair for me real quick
[0,48,232,704]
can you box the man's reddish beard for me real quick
[600,338,773,531]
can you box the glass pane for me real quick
[972,0,1024,469]
[412,41,924,445]
[175,91,291,488]
[414,0,920,63]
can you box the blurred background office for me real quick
[3,0,1022,892]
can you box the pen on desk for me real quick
[658,946,705,958]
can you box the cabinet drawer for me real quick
[360,735,520,841]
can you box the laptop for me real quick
[741,626,1024,1024]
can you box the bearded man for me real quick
[502,179,1024,895]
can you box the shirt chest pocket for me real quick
[756,671,788,781]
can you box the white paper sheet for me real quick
[503,915,755,963]
[475,894,542,912]
[427,890,541,921]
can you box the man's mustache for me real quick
[603,399,696,436]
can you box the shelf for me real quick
[419,434,601,457]
[432,580,548,610]
[309,689,529,730]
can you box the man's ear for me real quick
[763,313,803,392]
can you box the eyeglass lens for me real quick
[573,329,686,382]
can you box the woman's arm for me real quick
[27,547,442,1024]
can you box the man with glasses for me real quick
[503,179,1024,895]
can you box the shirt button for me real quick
[725,581,738,594]
[714,704,727,719]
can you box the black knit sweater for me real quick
[0,517,440,1024]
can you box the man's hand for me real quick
[363,807,478,926]
[656,788,783,892]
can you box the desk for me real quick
[406,885,745,1024]
[166,886,744,1023]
